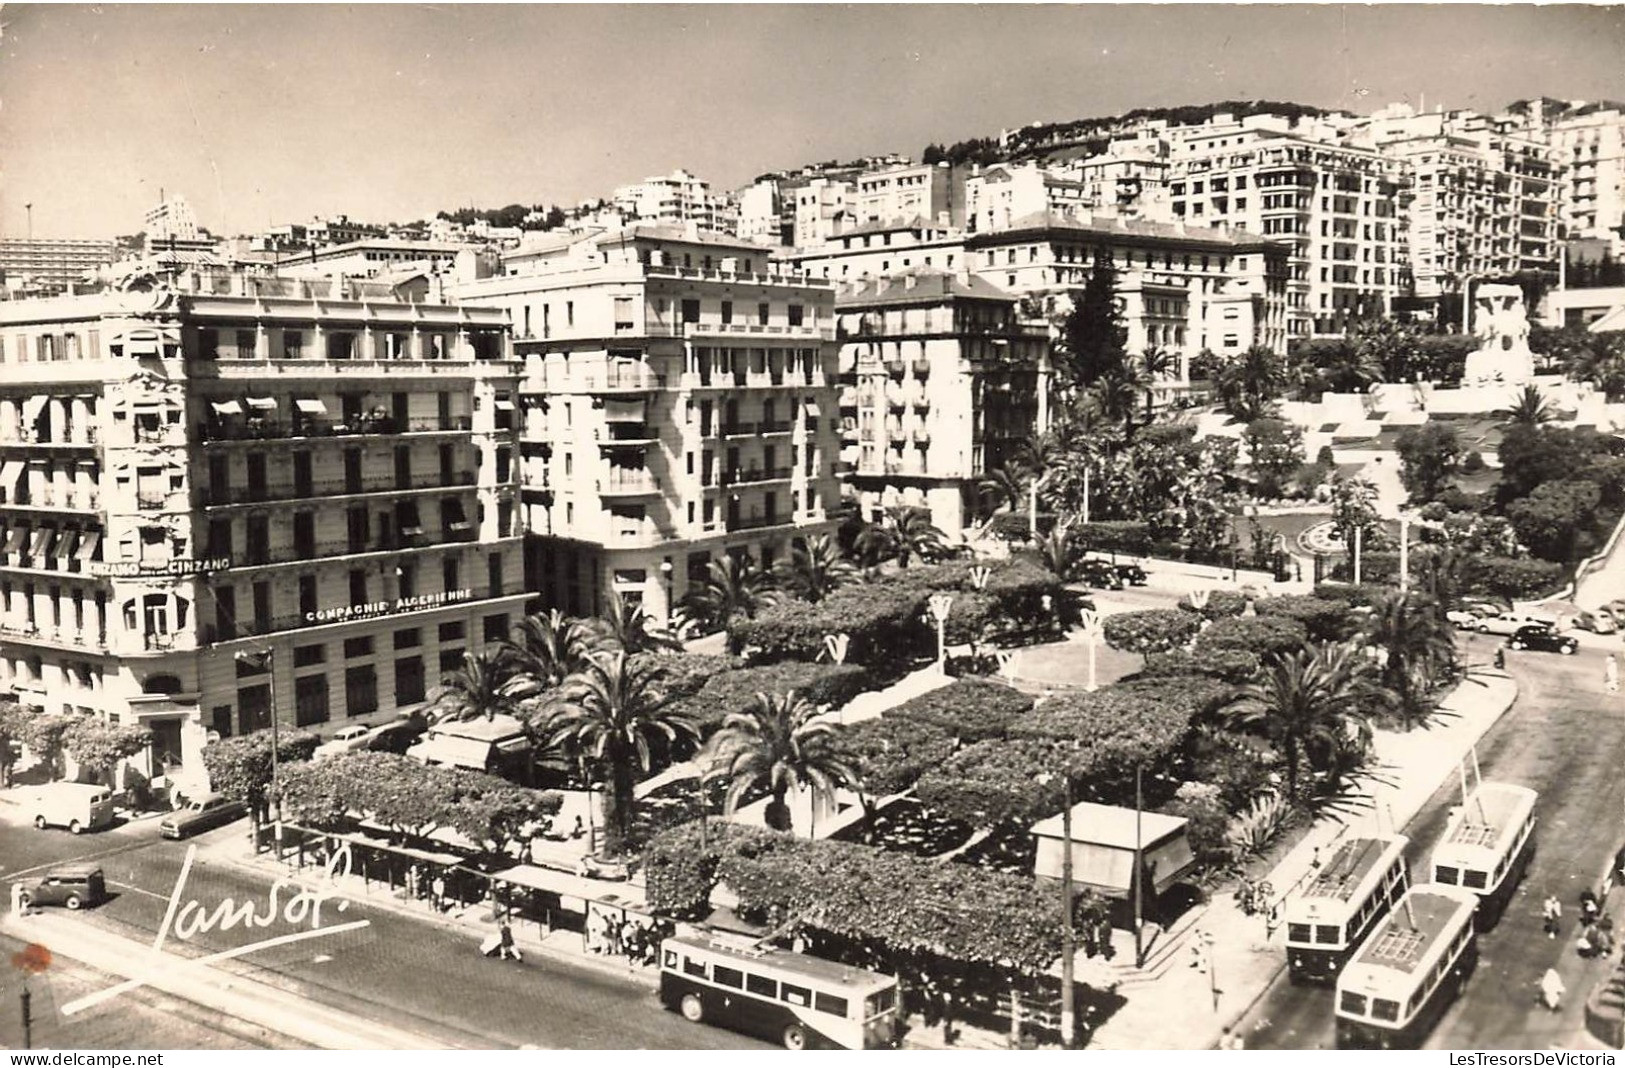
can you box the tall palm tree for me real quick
[428,649,535,723]
[1225,642,1370,804]
[504,609,596,690]
[858,505,946,569]
[774,534,858,603]
[1216,345,1287,423]
[978,464,1028,518]
[1090,360,1146,433]
[544,651,701,857]
[676,554,778,634]
[591,592,682,654]
[1498,383,1556,427]
[1364,591,1457,729]
[702,691,860,834]
[1136,346,1178,422]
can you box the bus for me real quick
[1429,782,1537,928]
[1284,834,1410,984]
[659,933,900,1049]
[1334,884,1479,1049]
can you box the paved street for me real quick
[0,818,767,1049]
[1237,636,1625,1049]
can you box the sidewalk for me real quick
[1086,669,1520,1050]
[0,909,454,1049]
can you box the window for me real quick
[683,956,707,978]
[1315,925,1340,945]
[1463,869,1488,890]
[294,675,330,727]
[439,648,464,675]
[1288,923,1313,944]
[395,656,425,706]
[758,302,770,326]
[613,296,635,333]
[712,965,744,989]
[344,636,374,659]
[745,973,778,998]
[438,621,465,642]
[1339,992,1368,1016]
[298,575,317,618]
[1371,999,1400,1023]
[345,665,378,716]
[394,627,421,650]
[443,557,461,593]
[398,562,417,599]
[681,299,700,324]
[483,613,508,643]
[720,301,733,324]
[787,304,804,326]
[349,569,368,606]
[293,644,325,668]
[1434,865,1459,885]
[781,983,811,1007]
[814,992,848,1017]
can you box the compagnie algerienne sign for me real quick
[304,588,473,624]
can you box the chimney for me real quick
[904,274,917,291]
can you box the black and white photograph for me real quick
[1,1,1625,1053]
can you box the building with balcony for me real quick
[791,176,856,248]
[778,218,967,283]
[964,212,1293,361]
[837,269,1049,539]
[1548,105,1625,258]
[612,170,739,235]
[853,162,967,230]
[452,223,842,623]
[0,238,118,298]
[964,163,1093,234]
[0,269,524,784]
[1166,122,1412,339]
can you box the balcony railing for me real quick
[0,489,101,511]
[912,428,932,445]
[202,470,478,507]
[912,358,932,375]
[201,358,509,380]
[726,513,788,532]
[885,359,907,375]
[759,420,794,435]
[720,422,757,437]
[199,415,473,444]
[0,432,99,450]
[597,473,660,496]
[136,493,170,511]
[543,367,659,393]
[228,529,481,570]
[721,467,793,487]
[0,621,107,651]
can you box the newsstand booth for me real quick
[1030,802,1196,924]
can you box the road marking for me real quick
[108,879,169,902]
[1,839,157,883]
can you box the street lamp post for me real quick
[1353,525,1363,586]
[927,593,954,675]
[1134,764,1145,968]
[1037,772,1077,1049]
[1078,609,1101,692]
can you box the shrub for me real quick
[1329,551,1400,584]
[1226,791,1293,860]
[1178,726,1276,814]
[731,582,929,666]
[1462,555,1567,602]
[1165,782,1233,870]
[1177,590,1249,619]
[670,661,875,732]
[1462,450,1486,474]
[1193,615,1309,658]
[1311,582,1395,609]
[633,652,740,700]
[1102,608,1203,654]
[841,715,958,798]
[890,679,1034,742]
[1075,521,1152,555]
[1141,648,1262,684]
[1254,595,1358,642]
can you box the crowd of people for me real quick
[585,908,672,967]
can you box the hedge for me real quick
[1254,595,1358,642]
[888,679,1035,742]
[840,715,959,798]
[631,652,741,700]
[643,821,1066,972]
[1311,582,1397,608]
[1461,556,1567,602]
[1192,615,1309,658]
[730,581,930,666]
[1141,648,1263,684]
[1075,521,1152,555]
[1177,590,1249,620]
[1102,607,1203,654]
[914,736,1074,826]
[669,661,876,732]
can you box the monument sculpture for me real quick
[1461,283,1537,389]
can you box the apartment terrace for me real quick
[197,414,480,444]
[199,469,478,508]
[223,527,490,574]
[198,358,521,381]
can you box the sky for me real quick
[3,3,1624,238]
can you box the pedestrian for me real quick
[1539,967,1565,1011]
[1543,894,1563,939]
[571,815,585,839]
[431,873,447,913]
[498,919,522,963]
[1580,889,1600,925]
[1606,654,1619,694]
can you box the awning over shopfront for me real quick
[75,531,102,560]
[211,400,244,416]
[2,528,26,553]
[245,397,278,411]
[294,398,327,415]
[27,529,54,557]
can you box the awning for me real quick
[245,397,278,411]
[54,531,77,559]
[211,400,244,416]
[443,499,470,531]
[28,529,53,557]
[21,395,48,424]
[0,460,24,493]
[398,502,424,536]
[493,399,516,411]
[75,531,101,560]
[295,399,327,415]
[803,400,822,416]
[2,528,25,553]
[131,400,163,411]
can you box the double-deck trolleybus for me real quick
[1284,833,1410,984]
[1429,781,1537,928]
[1334,884,1480,1049]
[659,933,901,1049]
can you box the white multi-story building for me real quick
[792,177,856,248]
[854,163,965,229]
[778,219,966,284]
[453,224,842,623]
[1167,119,1412,339]
[0,269,525,781]
[143,195,202,245]
[736,179,788,246]
[0,239,117,298]
[612,170,739,235]
[964,163,1092,234]
[1549,105,1625,257]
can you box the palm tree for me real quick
[1034,519,1085,581]
[591,593,682,654]
[858,505,945,569]
[1498,383,1556,427]
[1090,360,1146,433]
[1364,591,1457,729]
[676,554,778,634]
[978,464,1028,518]
[1216,345,1287,423]
[544,651,701,857]
[428,649,535,723]
[1225,642,1370,804]
[774,534,858,603]
[504,609,596,690]
[1136,346,1178,422]
[702,691,860,834]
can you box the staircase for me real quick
[1076,902,1210,993]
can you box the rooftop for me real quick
[1444,782,1537,849]
[836,267,1011,308]
[1349,887,1476,975]
[1030,802,1187,850]
[669,933,892,990]
[965,210,1273,250]
[1302,836,1405,902]
[598,223,772,253]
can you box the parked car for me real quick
[1114,563,1148,587]
[1478,612,1547,636]
[1507,624,1578,655]
[18,864,106,911]
[314,724,374,760]
[368,718,427,755]
[1576,610,1618,635]
[30,782,117,834]
[1446,609,1482,630]
[1081,560,1123,590]
[159,792,248,839]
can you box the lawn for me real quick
[1003,631,1143,690]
